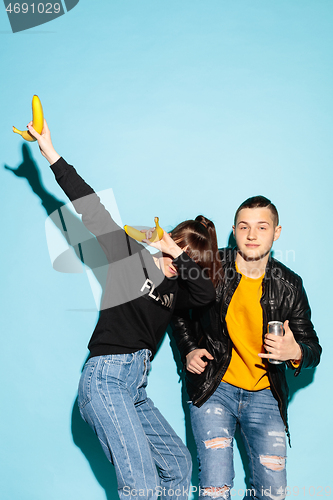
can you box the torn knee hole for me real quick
[202,486,230,498]
[204,437,232,449]
[260,455,286,471]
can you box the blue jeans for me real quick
[78,349,191,499]
[190,382,287,500]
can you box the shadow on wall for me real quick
[71,396,118,500]
[5,144,108,282]
[167,327,200,497]
[5,144,65,215]
[228,231,236,249]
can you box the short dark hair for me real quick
[234,196,279,227]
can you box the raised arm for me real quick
[173,254,215,309]
[27,120,129,262]
[27,120,60,165]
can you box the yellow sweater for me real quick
[222,264,269,391]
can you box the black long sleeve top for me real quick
[50,157,215,359]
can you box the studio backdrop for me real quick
[0,1,331,499]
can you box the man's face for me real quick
[233,207,281,262]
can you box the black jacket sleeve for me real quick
[171,310,202,363]
[286,280,322,375]
[173,253,215,309]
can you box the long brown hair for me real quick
[171,215,223,288]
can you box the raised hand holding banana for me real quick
[13,95,44,142]
[144,227,184,259]
[125,218,183,258]
[124,217,164,243]
[25,119,60,165]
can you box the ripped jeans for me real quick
[78,350,191,499]
[190,382,287,500]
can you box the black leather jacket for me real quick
[172,248,322,443]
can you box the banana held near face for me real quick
[124,217,164,243]
[13,95,44,142]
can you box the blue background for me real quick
[0,1,331,499]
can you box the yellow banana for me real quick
[124,217,164,243]
[13,95,44,142]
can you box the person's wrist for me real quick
[172,248,183,259]
[291,344,302,363]
[169,244,183,260]
[47,151,61,165]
